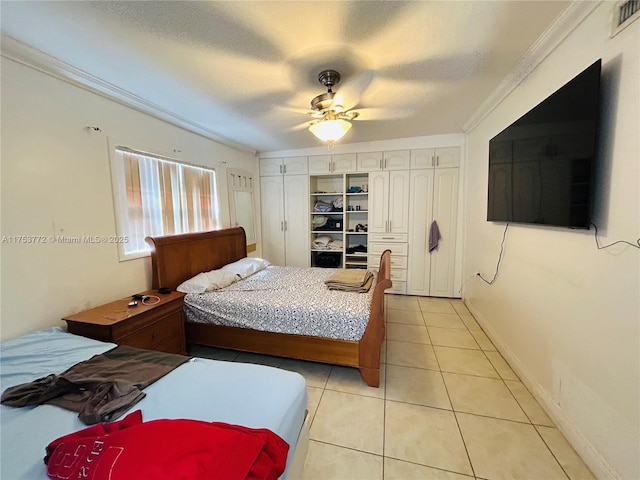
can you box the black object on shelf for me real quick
[313,251,341,268]
[346,245,367,254]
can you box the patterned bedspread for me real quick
[184,266,375,342]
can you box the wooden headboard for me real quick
[145,227,247,290]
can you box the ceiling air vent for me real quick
[612,0,640,37]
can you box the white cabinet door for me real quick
[410,149,435,169]
[369,170,409,234]
[429,168,459,297]
[260,158,283,176]
[332,153,357,173]
[383,150,410,170]
[411,147,460,169]
[308,155,331,174]
[434,147,460,168]
[284,156,308,175]
[357,152,382,172]
[260,176,285,265]
[283,175,309,267]
[388,170,410,234]
[368,171,389,233]
[407,169,434,296]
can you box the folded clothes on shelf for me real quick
[312,236,344,250]
[346,244,367,254]
[313,197,343,212]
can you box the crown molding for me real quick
[0,35,257,156]
[463,0,601,133]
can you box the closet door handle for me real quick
[281,221,284,231]
[283,164,287,174]
[284,220,288,231]
[435,156,439,166]
[431,156,435,167]
[279,165,283,174]
[389,220,392,232]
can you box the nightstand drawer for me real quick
[111,302,182,338]
[118,312,183,351]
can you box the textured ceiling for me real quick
[1,1,571,153]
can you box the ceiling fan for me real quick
[307,69,359,144]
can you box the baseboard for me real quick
[464,299,621,480]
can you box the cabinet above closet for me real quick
[260,156,308,176]
[410,147,460,169]
[356,150,410,171]
[308,153,357,174]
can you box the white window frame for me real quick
[108,140,220,261]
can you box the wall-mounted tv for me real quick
[487,59,601,229]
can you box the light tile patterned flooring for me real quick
[190,295,595,480]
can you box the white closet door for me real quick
[429,168,459,297]
[407,169,434,296]
[308,155,331,174]
[410,149,435,169]
[434,147,460,168]
[260,176,286,265]
[331,153,357,173]
[388,170,410,234]
[283,175,309,267]
[284,156,308,175]
[383,150,410,170]
[357,152,382,172]
[368,171,389,233]
[260,158,283,176]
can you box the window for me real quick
[111,146,220,259]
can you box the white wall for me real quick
[0,58,258,341]
[463,4,639,479]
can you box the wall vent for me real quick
[612,0,640,37]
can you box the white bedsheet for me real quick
[0,327,307,479]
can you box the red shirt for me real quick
[45,410,289,480]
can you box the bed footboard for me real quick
[358,249,392,387]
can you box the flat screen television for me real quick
[487,59,601,229]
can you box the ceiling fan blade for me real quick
[350,107,413,121]
[335,69,376,110]
[287,121,311,132]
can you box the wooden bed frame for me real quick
[146,227,392,387]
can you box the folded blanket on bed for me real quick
[1,345,189,424]
[324,269,374,293]
[44,410,289,480]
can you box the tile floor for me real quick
[190,295,596,480]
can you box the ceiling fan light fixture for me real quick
[308,118,352,143]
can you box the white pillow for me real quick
[176,272,212,294]
[203,269,238,291]
[177,269,240,293]
[221,257,270,279]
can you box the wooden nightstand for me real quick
[63,290,187,355]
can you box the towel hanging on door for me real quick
[428,220,441,253]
